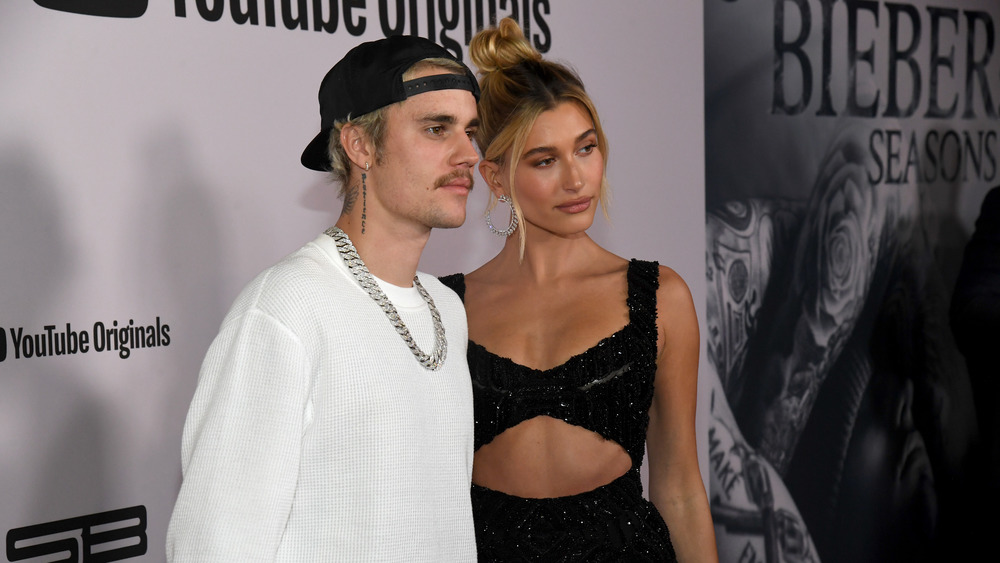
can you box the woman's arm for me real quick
[646,265,719,563]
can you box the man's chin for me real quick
[429,206,468,230]
[433,216,467,229]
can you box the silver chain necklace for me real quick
[325,226,447,371]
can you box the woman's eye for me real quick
[579,143,597,154]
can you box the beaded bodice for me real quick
[440,260,660,468]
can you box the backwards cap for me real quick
[301,35,480,172]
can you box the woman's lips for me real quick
[557,197,592,213]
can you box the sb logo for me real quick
[7,505,147,562]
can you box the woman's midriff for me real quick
[471,415,633,498]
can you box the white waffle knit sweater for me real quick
[166,233,475,562]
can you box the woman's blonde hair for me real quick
[469,17,610,257]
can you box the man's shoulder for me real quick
[223,236,347,321]
[263,238,338,285]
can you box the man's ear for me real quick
[479,160,506,198]
[340,124,373,170]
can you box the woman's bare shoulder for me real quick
[655,264,692,301]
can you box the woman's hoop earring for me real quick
[485,194,518,237]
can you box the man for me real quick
[166,35,480,561]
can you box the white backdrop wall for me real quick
[1,1,706,560]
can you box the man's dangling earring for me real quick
[485,194,518,237]
[361,161,369,234]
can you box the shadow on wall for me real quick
[299,172,343,218]
[0,141,110,528]
[141,125,228,362]
[139,125,229,521]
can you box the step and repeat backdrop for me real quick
[1,1,706,561]
[705,0,997,562]
[5,0,996,561]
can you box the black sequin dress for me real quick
[441,260,677,562]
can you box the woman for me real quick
[440,18,717,562]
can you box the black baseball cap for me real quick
[300,35,480,172]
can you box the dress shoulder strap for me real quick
[438,273,466,302]
[626,259,660,338]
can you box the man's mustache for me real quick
[434,170,475,190]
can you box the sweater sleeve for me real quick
[167,307,311,562]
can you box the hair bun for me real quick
[469,17,541,73]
